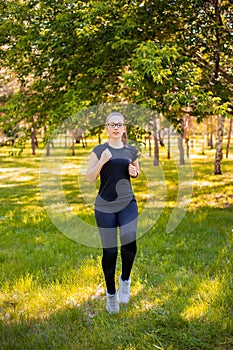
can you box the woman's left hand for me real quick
[128,163,138,178]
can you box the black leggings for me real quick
[95,200,138,295]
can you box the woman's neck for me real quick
[108,139,124,149]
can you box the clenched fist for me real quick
[100,148,112,165]
[128,163,138,178]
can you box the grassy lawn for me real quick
[0,141,233,350]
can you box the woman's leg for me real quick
[102,247,118,295]
[120,241,137,281]
[95,210,118,294]
[118,200,138,281]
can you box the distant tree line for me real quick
[0,0,232,173]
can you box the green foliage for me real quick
[124,0,232,123]
[0,0,232,148]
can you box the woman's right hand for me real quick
[100,148,112,165]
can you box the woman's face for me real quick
[106,114,126,140]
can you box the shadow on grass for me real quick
[1,206,233,350]
[1,268,232,350]
[1,148,233,349]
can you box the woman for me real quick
[86,111,140,314]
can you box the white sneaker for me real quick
[106,292,119,314]
[118,276,131,304]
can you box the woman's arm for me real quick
[128,158,140,178]
[86,149,112,183]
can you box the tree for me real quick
[180,0,233,173]
[124,0,233,171]
[0,0,232,169]
[214,114,224,174]
[226,116,232,159]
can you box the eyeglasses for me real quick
[107,122,124,129]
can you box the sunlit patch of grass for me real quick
[181,277,222,321]
[0,259,103,323]
[0,143,233,349]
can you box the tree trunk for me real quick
[31,128,37,155]
[214,115,224,175]
[209,132,214,149]
[178,134,185,165]
[71,135,75,156]
[145,131,152,157]
[153,117,159,166]
[226,117,232,159]
[183,113,190,158]
[207,116,214,149]
[159,129,165,146]
[202,125,206,155]
[186,138,190,158]
[167,126,171,159]
[46,142,50,156]
[82,134,87,148]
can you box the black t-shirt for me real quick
[92,143,138,212]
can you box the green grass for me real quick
[0,141,233,350]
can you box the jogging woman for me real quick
[86,111,139,314]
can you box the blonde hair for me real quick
[105,112,125,125]
[105,112,127,144]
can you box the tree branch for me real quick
[194,53,233,85]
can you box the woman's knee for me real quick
[121,241,137,258]
[102,247,118,261]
